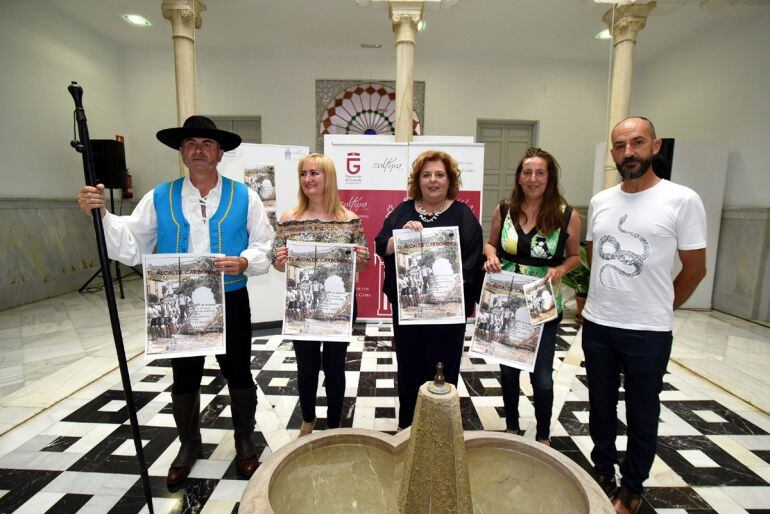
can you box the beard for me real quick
[616,155,653,180]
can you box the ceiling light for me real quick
[361,43,382,49]
[417,20,427,32]
[122,14,151,27]
[595,29,612,40]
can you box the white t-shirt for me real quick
[583,180,706,331]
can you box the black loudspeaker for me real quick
[653,138,675,181]
[91,139,127,189]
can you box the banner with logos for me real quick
[326,135,484,320]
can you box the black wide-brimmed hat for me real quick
[156,115,242,152]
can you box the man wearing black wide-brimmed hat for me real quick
[77,115,274,487]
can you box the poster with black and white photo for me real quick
[469,271,543,372]
[523,277,558,325]
[142,254,225,359]
[283,241,356,342]
[393,226,465,325]
[244,164,276,228]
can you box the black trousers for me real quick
[500,314,561,440]
[582,319,672,494]
[172,287,254,394]
[293,340,349,427]
[392,307,466,429]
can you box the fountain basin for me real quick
[240,429,613,513]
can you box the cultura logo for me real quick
[346,152,361,175]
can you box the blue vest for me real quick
[154,176,249,292]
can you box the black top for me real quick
[375,200,484,317]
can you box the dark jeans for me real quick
[500,314,561,440]
[172,287,254,393]
[582,319,672,494]
[293,340,349,427]
[392,307,465,429]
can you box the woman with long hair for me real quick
[483,147,580,445]
[272,153,370,436]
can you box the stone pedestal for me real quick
[602,2,655,188]
[162,0,206,175]
[397,382,472,513]
[389,1,422,142]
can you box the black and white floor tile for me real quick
[0,322,768,513]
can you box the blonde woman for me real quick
[272,153,370,436]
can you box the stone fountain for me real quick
[240,367,613,513]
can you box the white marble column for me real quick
[389,1,423,142]
[161,0,206,125]
[602,2,655,188]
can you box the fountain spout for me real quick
[398,371,472,513]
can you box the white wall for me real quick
[0,2,126,199]
[4,4,767,211]
[418,55,607,205]
[118,44,608,207]
[634,12,770,208]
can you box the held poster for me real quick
[523,277,558,325]
[393,226,465,325]
[143,254,226,359]
[282,241,357,342]
[469,271,543,372]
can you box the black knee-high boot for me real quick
[229,385,258,478]
[533,386,554,441]
[167,391,202,487]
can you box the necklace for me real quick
[416,199,448,223]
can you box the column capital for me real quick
[603,1,655,46]
[161,0,207,31]
[389,1,423,42]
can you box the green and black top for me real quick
[497,200,572,313]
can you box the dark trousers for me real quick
[172,287,254,393]
[392,307,466,429]
[293,340,349,427]
[582,319,672,494]
[500,314,561,440]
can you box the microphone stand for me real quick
[68,81,154,513]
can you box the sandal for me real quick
[299,419,316,437]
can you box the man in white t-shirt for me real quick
[583,117,707,514]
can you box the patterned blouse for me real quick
[271,218,367,259]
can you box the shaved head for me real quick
[612,117,657,141]
[610,117,661,181]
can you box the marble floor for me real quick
[0,275,147,434]
[0,286,769,512]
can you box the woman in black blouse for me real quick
[375,150,483,430]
